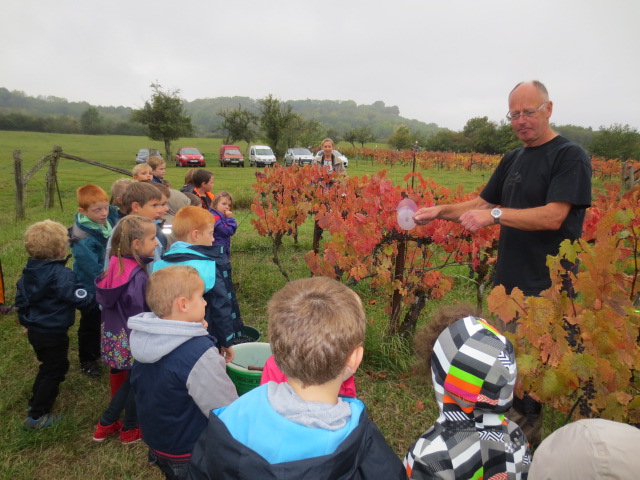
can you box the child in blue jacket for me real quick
[188,277,405,479]
[69,184,120,378]
[17,220,97,429]
[153,206,243,359]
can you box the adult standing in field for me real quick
[315,138,347,175]
[413,80,592,446]
[313,138,347,252]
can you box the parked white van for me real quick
[248,145,276,167]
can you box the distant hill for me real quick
[185,96,441,140]
[0,87,441,140]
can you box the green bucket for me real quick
[226,342,272,396]
[231,325,261,345]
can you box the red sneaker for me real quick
[120,426,142,444]
[93,420,122,442]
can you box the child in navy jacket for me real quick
[17,220,97,429]
[129,265,237,479]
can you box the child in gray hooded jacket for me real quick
[129,265,237,480]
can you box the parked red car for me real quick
[175,147,206,167]
[219,144,244,167]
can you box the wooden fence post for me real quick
[13,150,25,220]
[13,145,133,219]
[44,146,62,209]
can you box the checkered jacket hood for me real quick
[432,315,516,421]
[404,316,531,479]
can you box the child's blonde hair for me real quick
[146,266,204,318]
[108,215,155,274]
[172,206,215,241]
[77,184,108,210]
[268,277,365,387]
[24,220,69,259]
[212,191,233,210]
[132,163,152,178]
[147,156,166,171]
[110,178,133,207]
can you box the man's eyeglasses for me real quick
[506,102,547,121]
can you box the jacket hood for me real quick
[96,256,150,308]
[432,316,516,422]
[128,312,208,363]
[188,389,406,479]
[154,245,217,292]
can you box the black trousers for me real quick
[27,330,69,419]
[77,303,101,364]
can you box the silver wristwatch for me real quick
[491,208,502,225]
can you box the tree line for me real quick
[387,117,640,160]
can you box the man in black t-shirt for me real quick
[413,80,592,446]
[414,80,591,294]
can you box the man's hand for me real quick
[413,206,442,225]
[459,209,493,232]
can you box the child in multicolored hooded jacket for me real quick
[404,305,531,480]
[92,215,159,445]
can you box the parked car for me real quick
[314,149,349,168]
[136,148,163,164]
[284,147,314,166]
[175,147,205,167]
[248,145,276,167]
[219,144,244,167]
[135,148,149,164]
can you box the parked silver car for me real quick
[284,147,315,166]
[135,148,150,164]
[135,148,162,164]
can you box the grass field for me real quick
[0,131,558,479]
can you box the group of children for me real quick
[15,154,572,479]
[17,158,240,438]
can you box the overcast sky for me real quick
[2,0,639,131]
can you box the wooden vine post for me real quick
[621,160,639,191]
[387,237,406,335]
